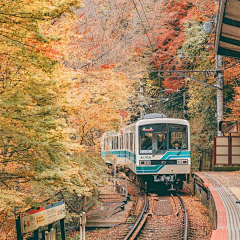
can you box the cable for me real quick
[132,0,175,57]
[137,0,151,29]
[132,0,154,52]
[147,69,216,73]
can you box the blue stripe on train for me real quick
[160,151,191,160]
[136,151,190,173]
[101,150,190,173]
[101,150,136,163]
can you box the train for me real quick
[101,113,191,190]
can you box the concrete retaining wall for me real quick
[194,174,217,230]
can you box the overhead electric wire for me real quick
[132,0,176,57]
[145,69,217,73]
[132,0,154,52]
[137,0,152,29]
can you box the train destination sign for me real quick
[20,201,66,234]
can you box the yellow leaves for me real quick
[0,189,25,206]
[64,67,131,149]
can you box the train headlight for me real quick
[139,160,151,165]
[177,160,188,165]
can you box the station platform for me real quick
[193,171,240,240]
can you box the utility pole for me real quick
[216,54,224,136]
[183,91,188,119]
[204,20,224,136]
[140,78,144,118]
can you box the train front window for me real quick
[140,133,153,153]
[139,124,167,154]
[169,124,187,150]
[156,133,167,151]
[139,123,188,155]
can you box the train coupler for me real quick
[153,174,176,183]
[168,183,176,191]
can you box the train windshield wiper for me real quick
[176,148,183,155]
[152,142,164,157]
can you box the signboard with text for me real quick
[20,201,66,234]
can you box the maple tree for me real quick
[67,69,131,149]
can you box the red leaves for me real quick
[99,64,116,70]
[150,0,217,90]
[25,36,63,60]
[119,109,129,118]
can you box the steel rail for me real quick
[176,193,188,240]
[123,193,148,240]
[171,194,179,216]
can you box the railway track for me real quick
[86,180,212,240]
[123,193,148,240]
[124,192,188,240]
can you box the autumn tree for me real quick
[223,60,240,128]
[0,1,107,238]
[66,69,132,151]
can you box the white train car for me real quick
[101,113,191,190]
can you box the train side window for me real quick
[124,134,127,150]
[133,134,135,154]
[109,137,113,150]
[115,136,118,149]
[121,135,123,149]
[130,133,133,152]
[121,135,124,149]
[119,136,122,150]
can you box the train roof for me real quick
[140,113,167,119]
[102,114,189,137]
[125,116,189,129]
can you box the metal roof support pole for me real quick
[216,54,224,136]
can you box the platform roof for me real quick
[215,0,240,60]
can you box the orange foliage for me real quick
[151,0,217,90]
[25,35,64,60]
[224,60,240,128]
[224,61,240,85]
